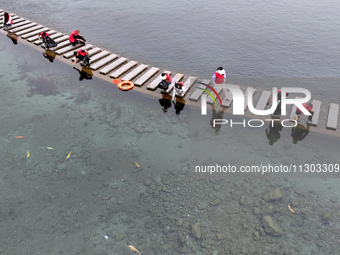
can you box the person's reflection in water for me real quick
[210,104,226,135]
[73,66,93,81]
[291,115,310,144]
[42,50,56,63]
[173,98,185,115]
[159,94,172,112]
[6,32,18,45]
[266,117,283,145]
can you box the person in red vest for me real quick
[72,49,90,67]
[294,102,314,122]
[161,73,171,84]
[158,73,172,91]
[69,29,86,46]
[38,32,57,49]
[3,12,13,29]
[212,67,226,84]
[38,31,49,42]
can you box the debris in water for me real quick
[66,152,72,159]
[288,204,294,213]
[135,161,140,168]
[15,136,23,138]
[128,245,141,254]
[27,151,30,158]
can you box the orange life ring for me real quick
[118,80,134,91]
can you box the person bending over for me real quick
[73,49,90,67]
[294,102,314,122]
[38,32,57,49]
[157,73,172,91]
[172,82,185,101]
[69,29,86,46]
[3,12,13,29]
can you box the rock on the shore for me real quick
[263,188,282,202]
[262,215,283,236]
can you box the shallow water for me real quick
[1,2,340,255]
[1,29,340,255]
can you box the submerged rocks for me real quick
[322,212,332,222]
[263,188,282,202]
[192,222,201,239]
[290,198,300,207]
[294,189,308,198]
[262,216,283,236]
[210,198,222,206]
[216,233,226,240]
[239,196,246,205]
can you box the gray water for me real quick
[1,1,340,255]
[4,0,340,79]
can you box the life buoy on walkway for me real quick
[118,80,134,91]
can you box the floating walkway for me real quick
[0,9,339,133]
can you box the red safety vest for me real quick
[214,72,225,84]
[40,32,49,37]
[165,74,171,83]
[77,50,87,57]
[175,82,184,89]
[4,14,13,25]
[69,30,78,43]
[297,103,312,114]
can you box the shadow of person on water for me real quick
[6,32,18,45]
[210,104,226,135]
[291,115,311,144]
[159,94,172,112]
[173,98,185,115]
[266,116,283,146]
[73,66,93,81]
[42,50,56,63]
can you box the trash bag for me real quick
[82,55,91,66]
[158,80,169,91]
[45,36,57,48]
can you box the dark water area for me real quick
[1,2,340,255]
[3,0,340,81]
